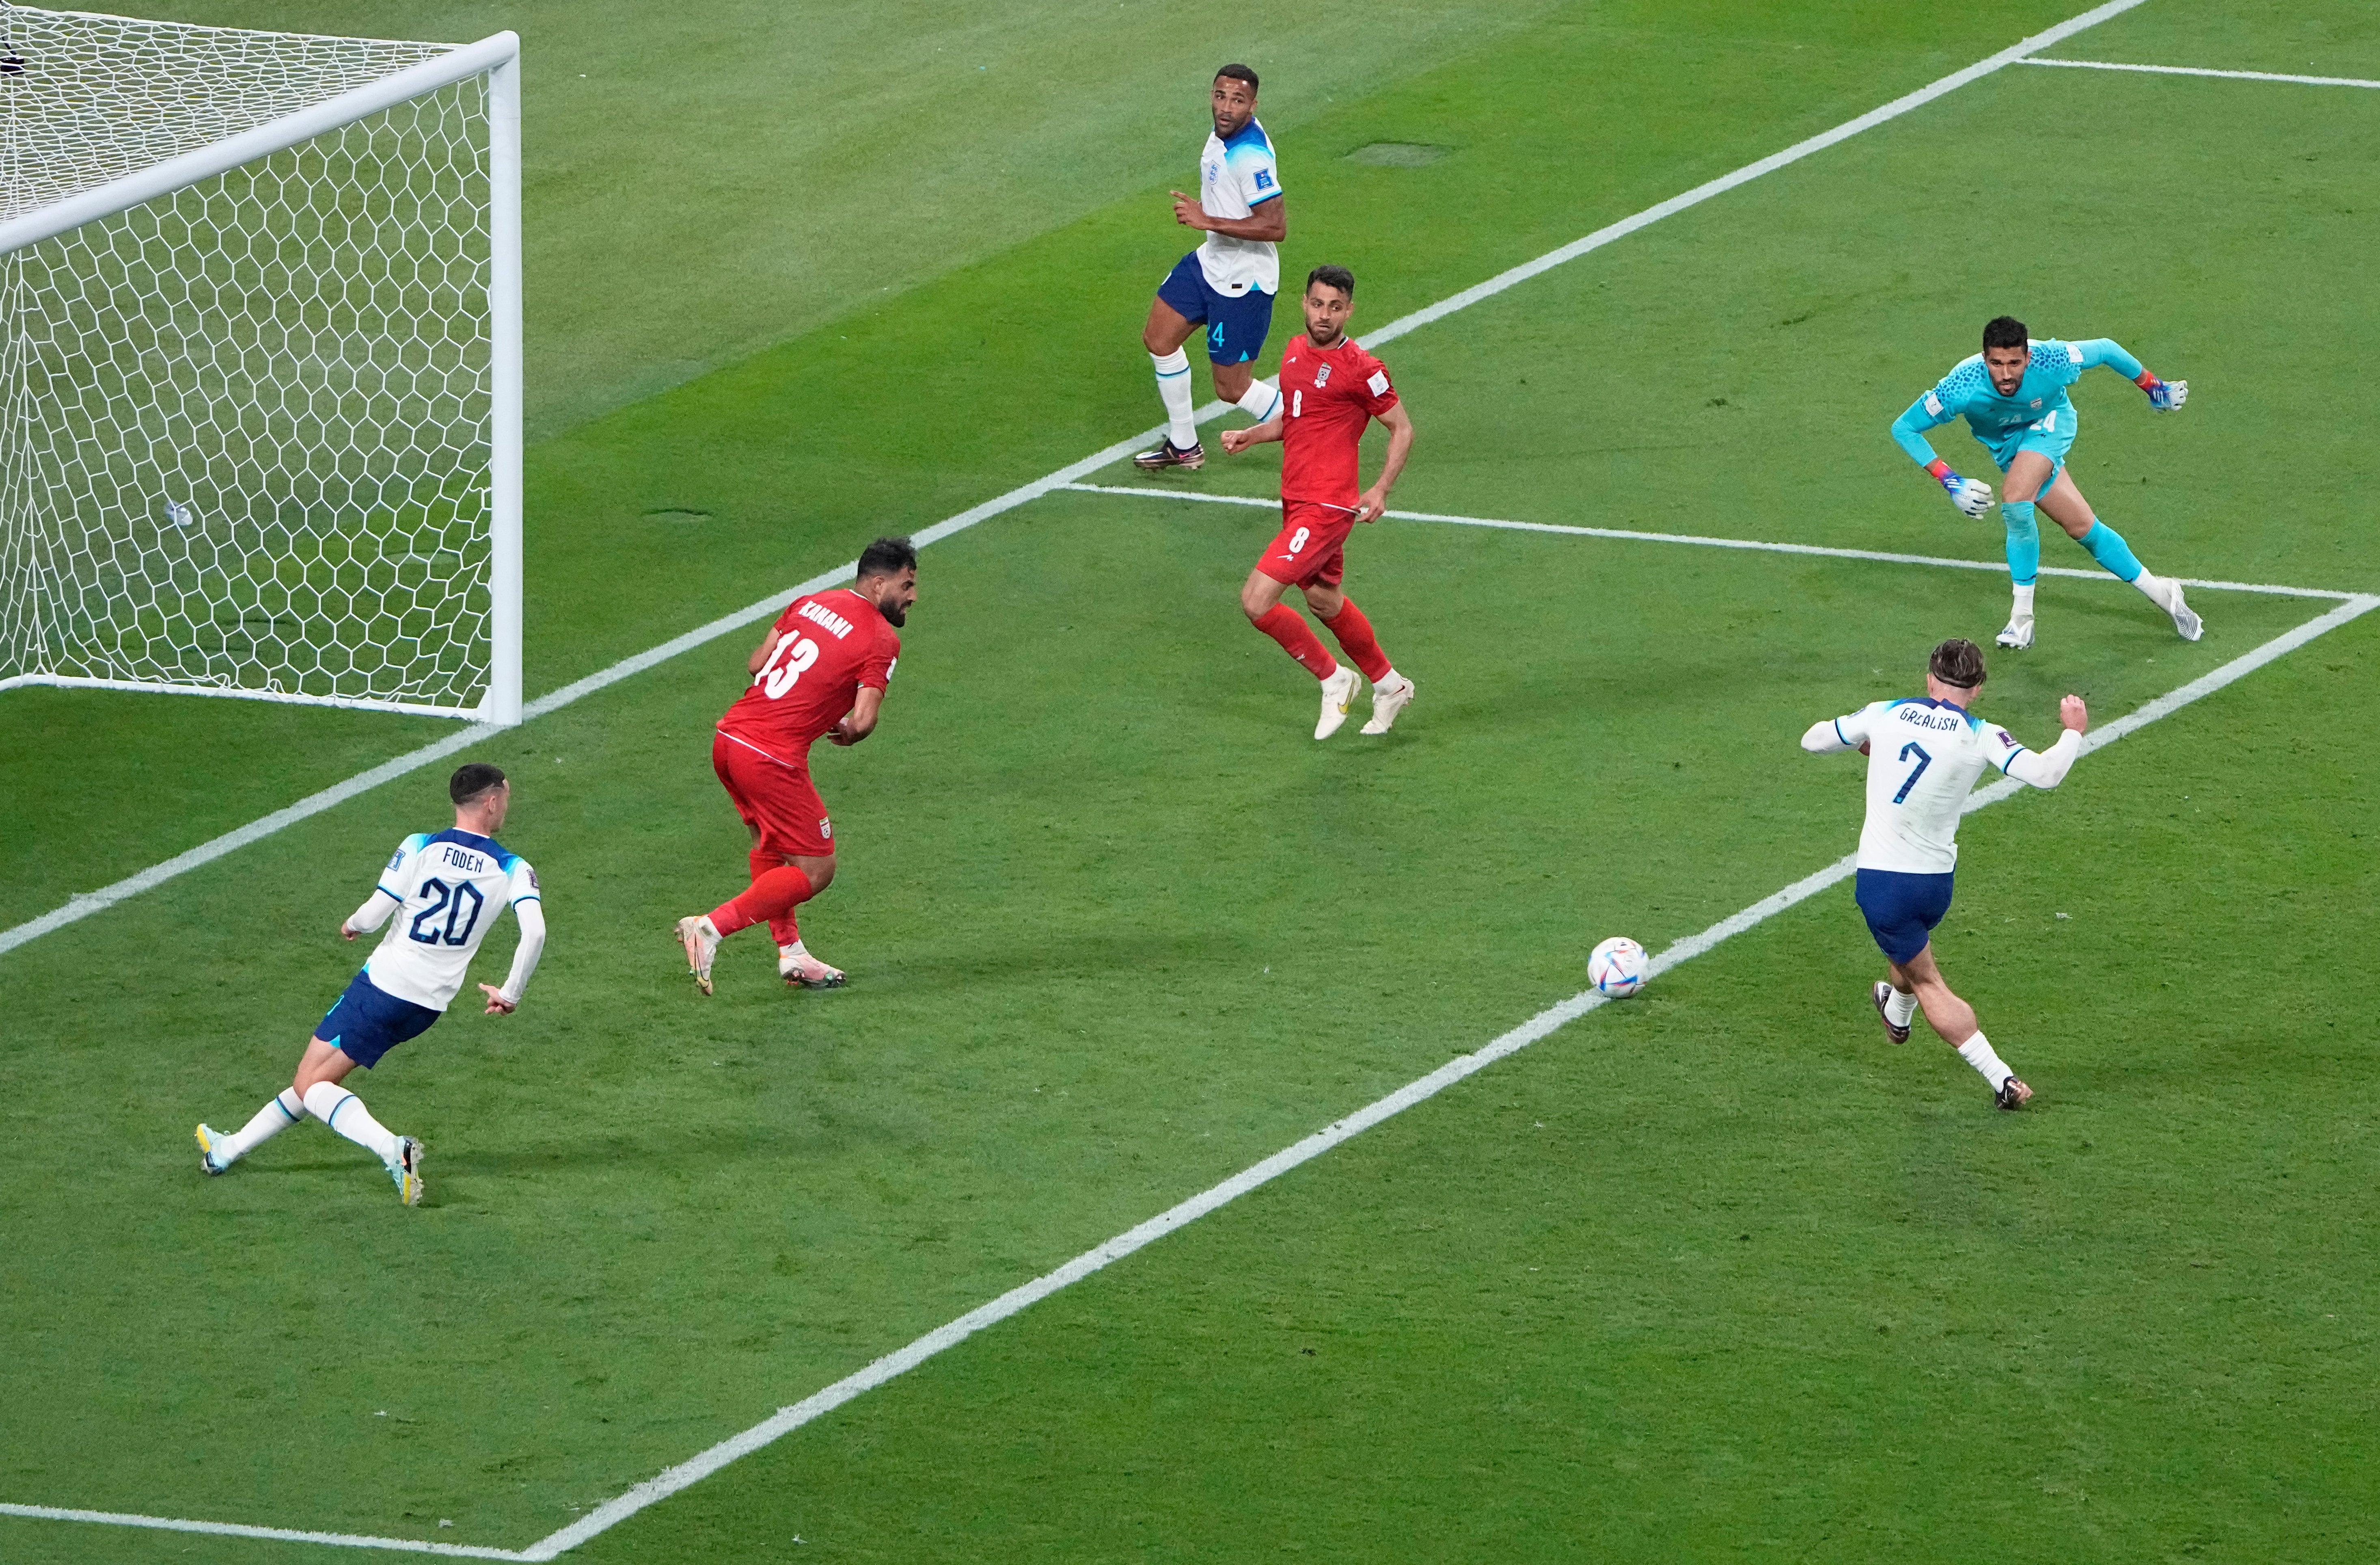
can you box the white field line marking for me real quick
[518,590,2380,1564]
[0,0,2148,966]
[1059,483,2365,602]
[2021,57,2380,89]
[0,1,2170,1554]
[0,1503,524,1561]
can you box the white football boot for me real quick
[779,946,847,990]
[1995,615,2035,650]
[2161,579,2203,642]
[390,1136,425,1207]
[1314,663,1361,740]
[675,914,721,995]
[1359,673,1416,735]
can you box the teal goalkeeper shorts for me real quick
[1981,407,2077,487]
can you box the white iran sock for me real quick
[2010,582,2036,618]
[1150,348,1197,448]
[1955,1032,2014,1090]
[303,1080,401,1166]
[1233,378,1281,423]
[217,1088,306,1163]
[1885,986,1918,1028]
[2130,568,2169,606]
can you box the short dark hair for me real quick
[1306,264,1355,299]
[857,535,917,581]
[1982,315,2029,351]
[1929,638,1987,691]
[450,762,506,806]
[1215,63,1258,93]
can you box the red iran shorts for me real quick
[712,730,833,858]
[1254,499,1355,590]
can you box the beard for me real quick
[874,596,906,628]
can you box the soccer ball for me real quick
[1588,936,1647,998]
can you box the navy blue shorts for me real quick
[315,970,440,1069]
[1854,868,1955,966]
[1157,251,1275,366]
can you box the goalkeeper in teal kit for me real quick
[1892,314,2200,650]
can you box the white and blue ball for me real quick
[1588,936,1647,998]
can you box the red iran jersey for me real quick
[1277,332,1398,507]
[716,588,900,765]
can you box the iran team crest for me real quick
[1314,363,1331,388]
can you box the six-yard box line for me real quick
[15,0,2380,1556]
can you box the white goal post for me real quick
[0,6,521,723]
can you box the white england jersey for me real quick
[362,830,540,1010]
[1196,118,1282,297]
[1834,698,2032,874]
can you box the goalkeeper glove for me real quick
[1937,470,1994,519]
[2144,376,2188,411]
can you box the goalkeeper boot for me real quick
[1995,615,2035,650]
[1995,1075,2033,1112]
[1132,437,1205,471]
[780,947,846,990]
[675,915,721,996]
[390,1136,425,1207]
[1870,982,1912,1045]
[1359,673,1416,735]
[2164,581,2203,642]
[1315,663,1361,740]
[195,1123,231,1176]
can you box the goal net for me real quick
[0,6,520,722]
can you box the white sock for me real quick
[1379,666,1407,693]
[2130,568,2169,606]
[778,939,809,963]
[1884,986,1918,1028]
[303,1079,401,1166]
[1151,348,1197,448]
[1233,378,1281,423]
[216,1088,306,1163]
[2010,583,2036,620]
[1955,1032,2014,1091]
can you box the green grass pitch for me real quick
[4,1,2379,1560]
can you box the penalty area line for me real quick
[1058,483,2364,602]
[0,0,2151,966]
[0,1502,526,1561]
[2020,58,2380,91]
[517,587,2379,1564]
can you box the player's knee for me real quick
[1240,584,1275,621]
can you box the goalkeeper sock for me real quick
[2011,582,2036,620]
[1955,1033,2015,1092]
[2076,520,2144,583]
[303,1081,401,1166]
[1318,596,1393,682]
[1151,348,1198,449]
[216,1088,306,1164]
[2002,501,2041,585]
[1884,986,1919,1029]
[1233,378,1282,423]
[1253,604,1337,680]
[710,866,815,938]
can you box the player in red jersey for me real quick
[675,537,917,995]
[1219,264,1416,738]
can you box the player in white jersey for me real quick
[195,764,546,1206]
[1800,639,2087,1110]
[1134,63,1288,471]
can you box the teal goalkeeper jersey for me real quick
[1892,337,2144,466]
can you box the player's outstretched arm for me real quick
[1353,402,1415,522]
[480,898,546,1014]
[1892,398,1994,518]
[2002,695,2089,789]
[2076,338,2187,410]
[1800,713,1870,755]
[1219,413,1283,455]
[341,887,401,940]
